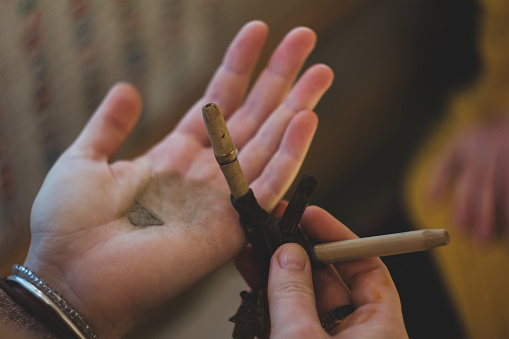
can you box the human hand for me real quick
[429,118,509,245]
[23,21,333,337]
[241,205,407,338]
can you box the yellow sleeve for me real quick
[404,113,509,338]
[405,0,509,336]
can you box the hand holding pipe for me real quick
[203,103,449,339]
[202,103,449,265]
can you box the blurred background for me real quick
[1,0,507,338]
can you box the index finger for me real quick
[301,206,401,309]
[175,21,268,144]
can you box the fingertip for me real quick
[268,26,316,75]
[313,63,335,82]
[278,110,317,167]
[236,20,269,47]
[276,243,309,270]
[98,82,143,139]
[240,20,269,47]
[224,21,269,76]
[285,64,334,111]
[73,82,142,159]
[304,64,334,91]
[292,110,318,133]
[284,26,317,57]
[108,82,143,113]
[243,20,269,34]
[290,26,317,44]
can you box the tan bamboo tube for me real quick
[202,103,450,264]
[202,103,249,199]
[313,229,450,264]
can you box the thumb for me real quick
[72,82,142,160]
[267,243,324,338]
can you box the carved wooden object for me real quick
[202,103,450,339]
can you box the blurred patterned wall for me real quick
[0,0,356,271]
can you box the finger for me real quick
[475,146,498,245]
[299,205,375,286]
[299,207,399,303]
[429,129,478,201]
[452,167,476,233]
[248,110,318,211]
[227,28,320,148]
[71,82,142,160]
[268,243,325,338]
[238,64,333,184]
[299,208,352,316]
[301,207,405,336]
[428,144,460,201]
[175,20,269,143]
[312,265,351,316]
[339,264,406,339]
[300,205,358,242]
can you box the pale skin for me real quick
[14,20,408,338]
[237,204,408,339]
[23,21,332,337]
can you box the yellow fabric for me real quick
[404,0,509,338]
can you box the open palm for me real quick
[23,21,333,337]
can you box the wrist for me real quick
[24,241,118,337]
[1,265,98,338]
[0,281,57,338]
[23,254,140,338]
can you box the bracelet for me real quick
[6,265,98,339]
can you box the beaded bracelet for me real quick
[5,265,98,339]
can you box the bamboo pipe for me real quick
[313,229,449,264]
[202,103,249,199]
[202,103,450,264]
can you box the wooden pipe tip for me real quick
[202,102,220,120]
[423,229,450,249]
[202,102,249,199]
[202,103,234,157]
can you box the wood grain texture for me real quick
[314,229,449,264]
[202,103,249,199]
